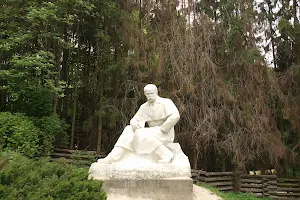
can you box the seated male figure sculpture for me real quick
[98,84,180,164]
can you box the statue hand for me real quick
[154,126,166,134]
[130,118,140,131]
[132,123,142,132]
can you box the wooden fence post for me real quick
[233,169,243,192]
[263,177,270,198]
[263,175,278,199]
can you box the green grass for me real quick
[197,183,272,200]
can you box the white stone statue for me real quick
[89,84,191,180]
[98,84,180,164]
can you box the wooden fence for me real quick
[192,170,300,199]
[277,178,300,200]
[240,174,277,199]
[191,169,233,191]
[50,148,101,166]
[50,150,300,199]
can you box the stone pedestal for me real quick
[89,143,192,200]
[89,143,191,179]
[98,177,193,200]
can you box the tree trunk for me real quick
[60,31,70,119]
[221,155,226,172]
[70,21,81,149]
[96,82,104,155]
[293,0,300,64]
[147,0,150,22]
[113,46,118,99]
[232,160,244,192]
[188,0,190,25]
[193,148,197,169]
[70,83,77,149]
[283,158,288,177]
[53,48,62,115]
[293,0,298,24]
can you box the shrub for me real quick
[0,112,40,157]
[34,115,69,153]
[0,112,68,157]
[0,152,106,200]
[8,87,53,117]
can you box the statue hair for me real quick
[144,84,158,93]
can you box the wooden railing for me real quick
[50,151,300,199]
[240,174,277,199]
[192,170,300,199]
[277,178,300,200]
[191,169,233,191]
[49,148,104,166]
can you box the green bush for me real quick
[0,112,68,157]
[34,115,69,153]
[0,152,106,200]
[0,112,40,157]
[7,87,53,117]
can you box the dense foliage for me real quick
[0,0,300,175]
[0,152,106,200]
[0,112,68,157]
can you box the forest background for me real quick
[1,0,300,177]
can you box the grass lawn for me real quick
[198,183,272,200]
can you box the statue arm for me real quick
[130,105,145,131]
[160,99,180,133]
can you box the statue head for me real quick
[144,84,158,103]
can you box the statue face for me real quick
[144,90,158,103]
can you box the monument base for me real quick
[99,177,193,200]
[89,143,191,179]
[89,143,192,199]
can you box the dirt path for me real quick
[107,184,223,200]
[193,184,223,200]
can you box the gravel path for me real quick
[106,184,223,200]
